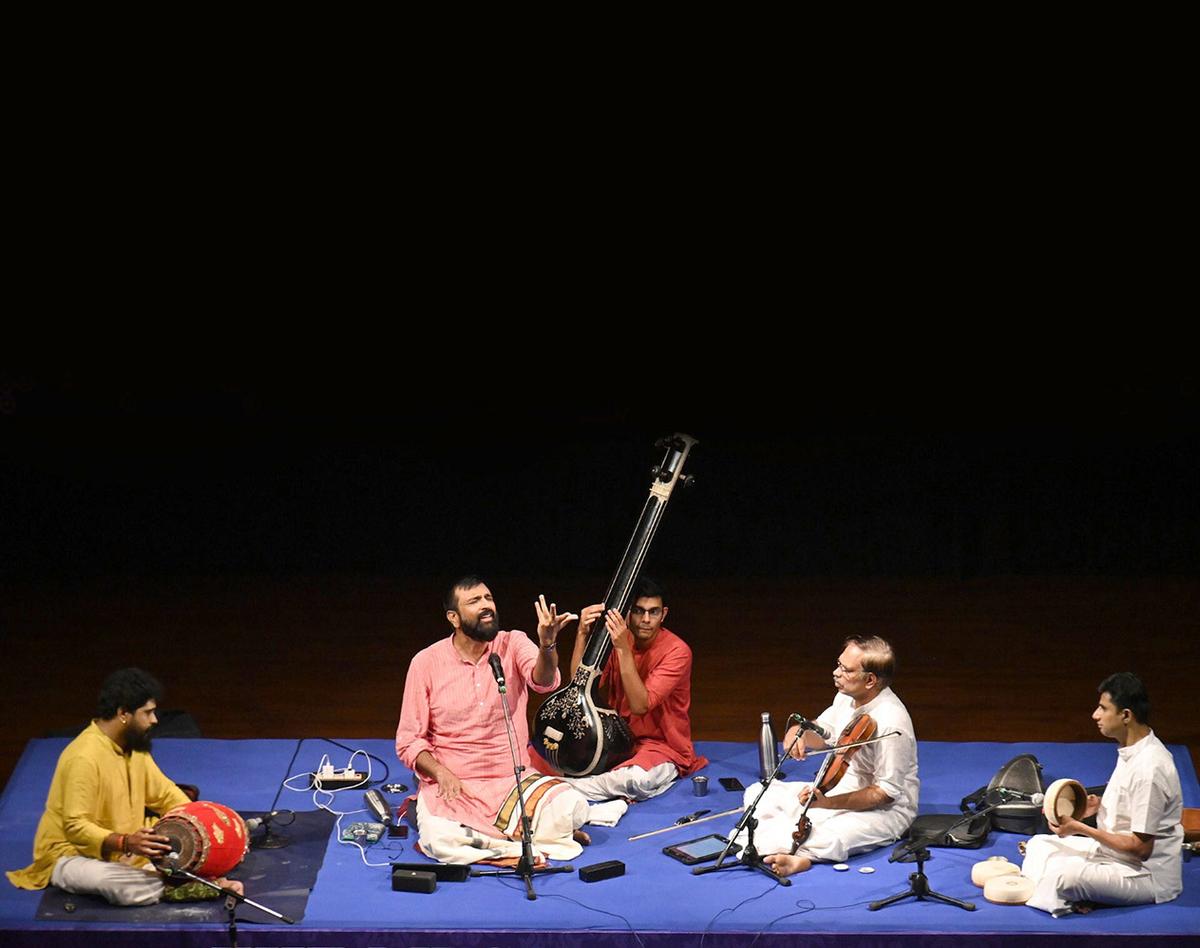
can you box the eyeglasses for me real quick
[834,661,862,675]
[630,606,663,618]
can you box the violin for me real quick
[790,714,879,851]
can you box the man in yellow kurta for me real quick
[7,668,218,905]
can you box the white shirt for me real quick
[1099,729,1183,902]
[813,686,919,821]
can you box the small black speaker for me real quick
[391,861,470,882]
[391,869,437,893]
[579,859,625,882]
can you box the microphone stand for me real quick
[160,857,294,948]
[870,844,975,912]
[872,791,1038,913]
[250,809,295,850]
[692,718,813,886]
[470,660,573,900]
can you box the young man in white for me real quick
[1022,672,1183,916]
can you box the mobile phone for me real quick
[718,777,745,791]
[663,834,742,865]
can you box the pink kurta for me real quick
[396,630,560,830]
[602,627,708,776]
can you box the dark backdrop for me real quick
[4,373,1197,581]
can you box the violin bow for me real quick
[802,729,902,759]
[627,806,744,841]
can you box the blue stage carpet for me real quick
[1,736,1197,946]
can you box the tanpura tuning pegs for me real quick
[679,475,695,488]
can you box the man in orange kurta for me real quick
[559,578,708,802]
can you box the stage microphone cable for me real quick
[745,896,878,947]
[494,883,647,948]
[698,881,778,948]
[268,737,307,814]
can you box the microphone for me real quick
[244,811,284,832]
[997,789,1044,806]
[488,653,507,694]
[790,714,831,741]
[155,850,181,871]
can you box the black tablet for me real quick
[662,833,742,865]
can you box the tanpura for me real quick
[534,434,697,777]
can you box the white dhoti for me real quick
[415,775,589,865]
[561,761,679,803]
[1021,834,1155,914]
[51,856,165,906]
[738,780,912,864]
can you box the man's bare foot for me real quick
[573,829,591,846]
[763,853,812,877]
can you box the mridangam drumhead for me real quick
[971,856,1020,887]
[983,873,1035,904]
[1043,778,1087,826]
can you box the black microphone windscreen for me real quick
[488,654,506,691]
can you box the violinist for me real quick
[739,636,919,877]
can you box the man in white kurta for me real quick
[1022,672,1183,916]
[738,636,919,876]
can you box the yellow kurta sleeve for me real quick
[59,754,112,860]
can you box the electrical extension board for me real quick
[313,765,368,790]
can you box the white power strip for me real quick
[314,757,367,790]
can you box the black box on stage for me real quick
[579,859,625,882]
[391,868,437,893]
[391,861,470,882]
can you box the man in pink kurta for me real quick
[395,578,589,863]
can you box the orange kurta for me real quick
[602,627,707,776]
